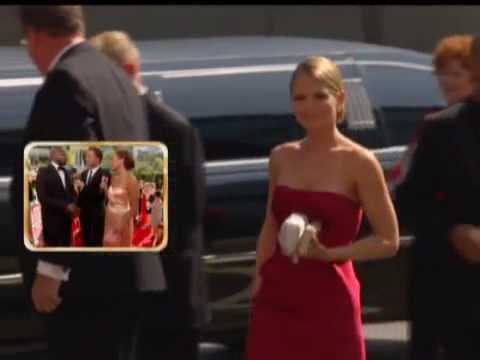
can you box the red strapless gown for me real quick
[245,185,366,360]
[133,194,155,247]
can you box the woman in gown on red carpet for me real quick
[245,56,400,360]
[103,149,139,247]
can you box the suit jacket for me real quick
[77,167,109,215]
[142,90,210,329]
[395,98,480,310]
[10,42,164,304]
[77,167,109,247]
[36,164,76,247]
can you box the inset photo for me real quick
[24,141,168,252]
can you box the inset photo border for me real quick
[24,141,168,252]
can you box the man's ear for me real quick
[123,62,138,79]
[33,29,51,44]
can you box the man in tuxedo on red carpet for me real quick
[76,146,110,247]
[35,146,78,248]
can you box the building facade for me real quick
[2,5,478,54]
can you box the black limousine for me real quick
[0,36,444,356]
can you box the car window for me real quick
[145,63,360,161]
[361,64,445,146]
[149,70,301,161]
[0,85,37,176]
[340,78,386,149]
[188,114,302,161]
[0,85,35,130]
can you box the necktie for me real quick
[57,166,66,188]
[87,170,92,184]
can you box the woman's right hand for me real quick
[297,220,323,258]
[252,275,262,298]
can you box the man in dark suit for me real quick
[35,146,78,248]
[90,31,209,360]
[77,146,110,247]
[11,6,165,360]
[396,36,480,360]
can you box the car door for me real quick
[0,80,48,345]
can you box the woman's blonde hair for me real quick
[89,30,140,66]
[290,56,346,123]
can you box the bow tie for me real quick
[58,166,66,172]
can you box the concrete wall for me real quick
[1,5,479,53]
[380,6,480,53]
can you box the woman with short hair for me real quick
[389,34,474,191]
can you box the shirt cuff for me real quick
[36,260,71,281]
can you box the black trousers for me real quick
[411,321,480,360]
[441,296,480,360]
[408,267,443,360]
[137,326,199,360]
[135,292,200,360]
[45,294,141,360]
[408,261,480,360]
[80,211,105,247]
[442,325,479,360]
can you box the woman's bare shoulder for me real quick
[127,173,139,187]
[272,140,302,153]
[340,137,379,171]
[270,141,301,161]
[268,141,301,175]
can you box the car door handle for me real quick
[0,273,22,286]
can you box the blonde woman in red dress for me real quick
[245,56,400,360]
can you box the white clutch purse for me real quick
[278,213,307,259]
[278,213,322,263]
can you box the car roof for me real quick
[0,36,432,76]
[136,36,421,61]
